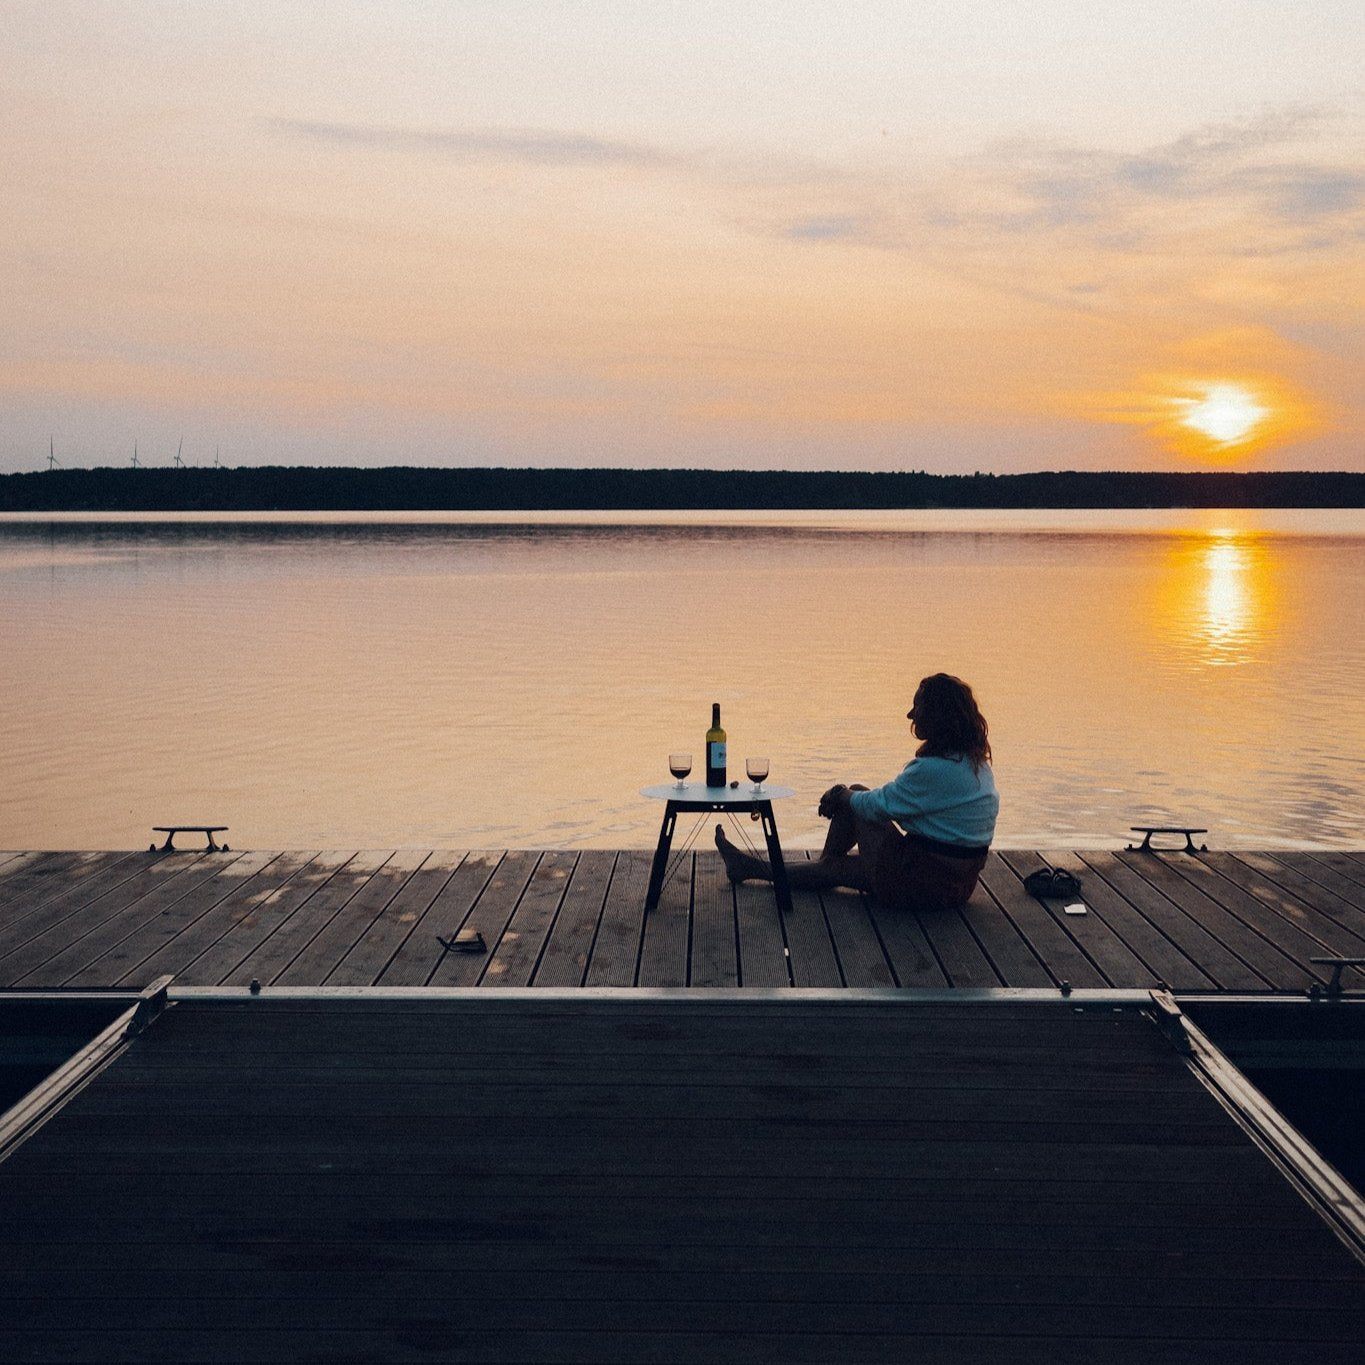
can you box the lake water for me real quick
[2,509,1362,851]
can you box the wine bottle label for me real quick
[709,742,726,768]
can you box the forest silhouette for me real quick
[2,465,1361,512]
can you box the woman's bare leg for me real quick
[820,784,870,859]
[715,828,880,894]
[818,784,892,876]
[715,783,891,896]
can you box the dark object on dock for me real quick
[436,929,486,956]
[1022,867,1082,899]
[150,825,229,852]
[1128,825,1207,853]
[1310,957,1365,998]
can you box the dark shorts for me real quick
[872,829,989,912]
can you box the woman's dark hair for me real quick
[910,673,992,772]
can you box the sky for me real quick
[1,1,1362,475]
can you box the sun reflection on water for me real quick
[1200,537,1257,665]
[1159,530,1273,669]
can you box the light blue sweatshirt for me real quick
[849,755,999,848]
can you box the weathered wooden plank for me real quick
[1231,853,1365,934]
[102,1055,1202,1094]
[979,854,1107,988]
[995,852,1149,988]
[130,1015,1170,1063]
[2,1327,1361,1365]
[1148,852,1360,984]
[0,1160,1306,1212]
[688,852,739,988]
[1115,852,1306,988]
[0,852,150,937]
[90,1039,1190,1074]
[323,851,468,986]
[964,855,1063,987]
[916,902,1000,988]
[780,855,843,988]
[5,1122,1285,1185]
[0,851,43,880]
[583,850,649,987]
[223,851,393,986]
[1185,852,1365,961]
[7,1260,1363,1310]
[864,895,949,987]
[637,853,692,988]
[106,1038,1183,1075]
[1305,851,1365,893]
[138,852,338,986]
[9,1281,1362,1334]
[5,1203,1310,1263]
[1039,850,1204,989]
[822,892,896,988]
[273,849,430,986]
[15,853,254,987]
[1273,853,1365,913]
[0,1220,1351,1280]
[999,846,1146,988]
[1076,853,1265,990]
[0,853,210,986]
[734,879,790,988]
[480,850,578,987]
[60,851,282,988]
[376,852,499,986]
[429,851,539,987]
[531,850,616,987]
[0,851,134,919]
[60,1079,1232,1129]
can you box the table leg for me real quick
[645,801,679,912]
[757,801,792,917]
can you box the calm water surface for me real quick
[2,509,1362,850]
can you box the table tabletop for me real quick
[641,782,796,804]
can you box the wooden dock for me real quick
[1,846,1363,992]
[3,991,1364,1362]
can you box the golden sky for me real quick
[1,1,1361,473]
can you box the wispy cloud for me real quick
[1010,108,1365,232]
[752,104,1365,346]
[271,118,676,169]
[789,107,1364,255]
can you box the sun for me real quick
[1092,370,1317,464]
[1173,383,1268,446]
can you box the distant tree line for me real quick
[1,465,1362,511]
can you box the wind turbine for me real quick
[131,441,140,470]
[214,445,220,470]
[47,437,60,472]
[173,437,185,468]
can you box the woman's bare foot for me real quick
[715,825,768,884]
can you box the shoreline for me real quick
[3,465,1364,512]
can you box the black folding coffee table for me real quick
[640,782,796,916]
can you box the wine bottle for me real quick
[705,702,727,787]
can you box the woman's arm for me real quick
[848,764,934,824]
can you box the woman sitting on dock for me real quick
[716,672,998,911]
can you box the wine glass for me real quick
[668,754,692,790]
[746,757,770,793]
